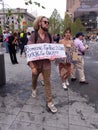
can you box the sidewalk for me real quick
[0,49,98,130]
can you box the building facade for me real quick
[66,0,80,18]
[66,0,98,31]
[0,8,35,31]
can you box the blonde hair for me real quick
[33,16,46,30]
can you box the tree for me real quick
[73,18,85,34]
[6,9,12,18]
[5,8,24,31]
[63,13,85,36]
[63,13,72,31]
[0,26,2,34]
[5,9,13,29]
[49,9,62,35]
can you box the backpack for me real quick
[33,31,52,43]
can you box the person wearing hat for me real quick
[71,32,89,84]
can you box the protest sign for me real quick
[25,43,66,62]
[66,46,78,63]
[55,46,78,65]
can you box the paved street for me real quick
[0,42,98,130]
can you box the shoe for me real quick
[79,81,89,84]
[12,62,15,65]
[62,82,68,90]
[32,90,36,98]
[47,102,57,113]
[71,78,76,81]
[40,80,45,86]
[15,62,18,64]
[65,79,69,86]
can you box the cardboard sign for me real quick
[25,43,66,62]
[66,46,78,63]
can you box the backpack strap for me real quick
[33,31,38,43]
[47,32,52,43]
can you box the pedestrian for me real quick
[27,16,57,113]
[3,29,10,53]
[58,28,73,90]
[8,32,18,64]
[55,34,60,43]
[27,32,31,40]
[20,33,28,57]
[71,32,89,84]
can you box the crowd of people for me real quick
[27,16,89,113]
[1,29,31,64]
[0,15,90,113]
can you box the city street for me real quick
[0,42,98,130]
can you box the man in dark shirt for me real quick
[8,32,18,64]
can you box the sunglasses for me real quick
[42,21,49,25]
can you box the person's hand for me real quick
[31,67,37,75]
[49,56,56,61]
[85,44,89,49]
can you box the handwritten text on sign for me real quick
[25,43,66,62]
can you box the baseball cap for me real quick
[76,32,84,37]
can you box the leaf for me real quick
[29,0,32,4]
[25,2,28,5]
[25,1,45,9]
[42,6,45,9]
[37,3,40,7]
[34,2,38,5]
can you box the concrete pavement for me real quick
[0,45,98,130]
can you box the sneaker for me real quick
[79,81,89,84]
[32,90,36,98]
[65,79,69,86]
[47,102,57,113]
[40,80,45,86]
[71,78,76,81]
[62,82,68,90]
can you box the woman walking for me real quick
[59,28,73,90]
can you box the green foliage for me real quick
[72,18,85,36]
[25,0,45,9]
[6,9,12,17]
[10,23,14,32]
[49,9,62,35]
[0,26,2,34]
[29,0,32,4]
[63,14,72,30]
[63,13,85,36]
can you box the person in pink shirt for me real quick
[71,32,89,84]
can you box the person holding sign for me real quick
[27,16,57,113]
[59,28,74,90]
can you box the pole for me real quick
[2,0,5,29]
[0,0,5,29]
